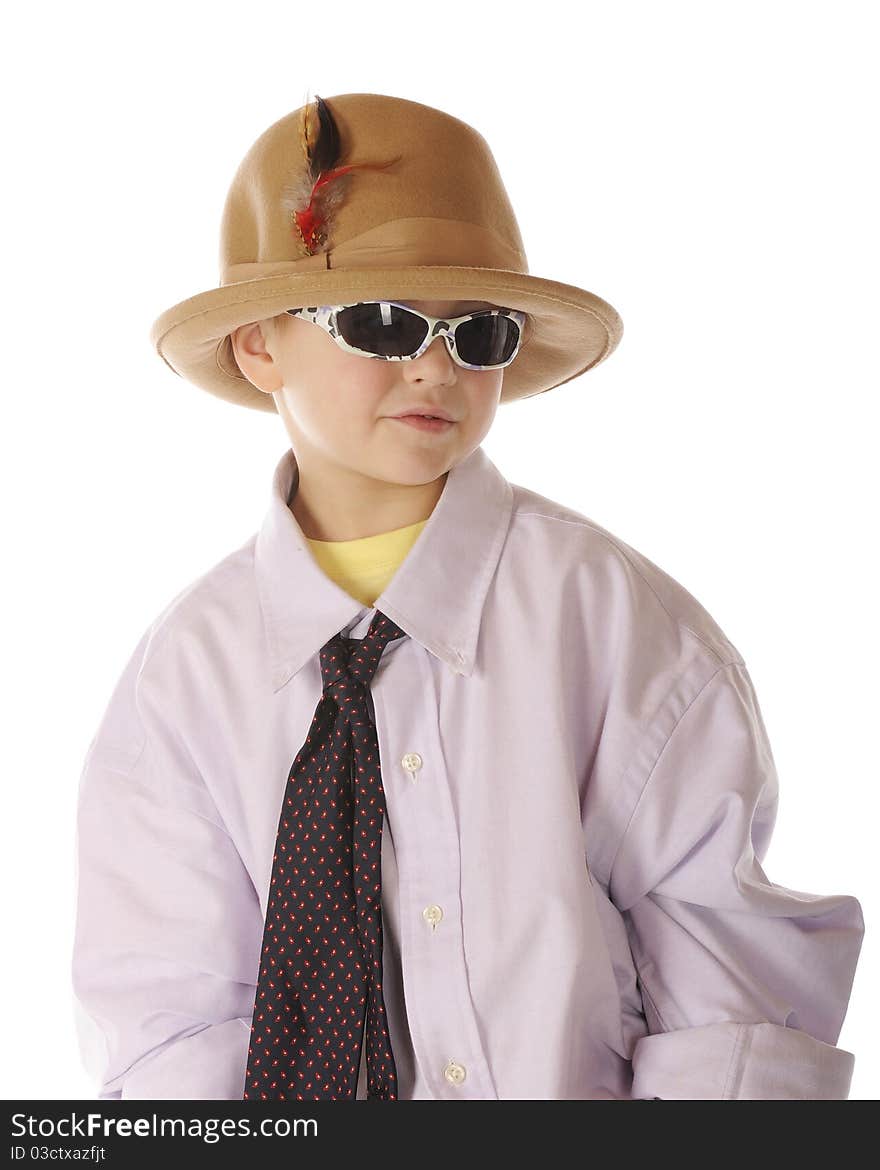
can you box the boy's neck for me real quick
[290,468,448,542]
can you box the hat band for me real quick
[221,217,526,285]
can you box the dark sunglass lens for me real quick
[455,314,520,366]
[335,303,429,357]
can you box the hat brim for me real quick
[149,265,623,413]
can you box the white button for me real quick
[423,904,443,930]
[443,1060,467,1086]
[401,752,423,777]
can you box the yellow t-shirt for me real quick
[305,518,428,608]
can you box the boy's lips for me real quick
[388,415,456,433]
[388,406,456,422]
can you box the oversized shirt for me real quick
[71,444,865,1100]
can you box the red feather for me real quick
[281,94,400,256]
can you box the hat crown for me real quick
[219,93,528,280]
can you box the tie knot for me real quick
[319,610,408,694]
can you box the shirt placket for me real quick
[371,639,498,1100]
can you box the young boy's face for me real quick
[231,298,506,496]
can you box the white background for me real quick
[2,0,876,1100]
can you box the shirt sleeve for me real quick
[71,627,262,1099]
[607,660,864,1100]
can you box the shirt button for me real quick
[423,904,443,930]
[443,1060,467,1086]
[401,752,423,777]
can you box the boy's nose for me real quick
[415,334,455,365]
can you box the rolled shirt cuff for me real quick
[630,1020,855,1100]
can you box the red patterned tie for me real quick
[244,610,408,1100]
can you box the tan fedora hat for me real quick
[149,92,624,414]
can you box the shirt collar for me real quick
[255,444,514,692]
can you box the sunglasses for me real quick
[286,301,527,370]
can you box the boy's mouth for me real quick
[388,405,456,422]
[389,415,456,432]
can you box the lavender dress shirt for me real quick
[71,444,864,1100]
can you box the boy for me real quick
[71,92,864,1100]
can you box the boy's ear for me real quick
[230,320,265,356]
[228,320,281,395]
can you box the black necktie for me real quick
[244,610,408,1100]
